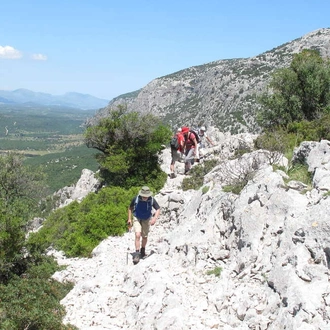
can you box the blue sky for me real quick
[1,0,329,100]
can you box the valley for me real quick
[0,104,99,193]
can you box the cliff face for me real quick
[95,28,330,133]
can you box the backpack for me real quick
[134,195,153,208]
[170,135,180,150]
[188,130,201,144]
[134,195,154,220]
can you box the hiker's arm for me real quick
[180,139,185,153]
[207,136,214,145]
[150,208,160,226]
[127,207,133,226]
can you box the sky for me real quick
[1,0,329,101]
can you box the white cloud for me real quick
[0,45,22,59]
[31,53,47,61]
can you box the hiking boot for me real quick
[140,247,146,258]
[170,172,176,179]
[133,252,140,264]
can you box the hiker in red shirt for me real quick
[181,126,199,174]
[170,128,184,178]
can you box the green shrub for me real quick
[0,257,76,330]
[202,186,210,194]
[28,186,147,257]
[206,266,222,277]
[222,183,247,195]
[85,105,172,189]
[286,164,313,186]
[182,159,218,191]
[287,114,330,142]
[254,127,298,161]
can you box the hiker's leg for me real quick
[170,163,174,173]
[199,145,204,158]
[133,217,142,251]
[185,149,194,171]
[141,219,151,250]
[170,149,175,173]
[170,158,175,174]
[184,149,190,172]
[135,232,141,251]
[171,150,180,176]
[141,237,148,249]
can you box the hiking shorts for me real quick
[133,216,151,238]
[171,148,182,164]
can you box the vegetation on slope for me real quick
[84,104,172,190]
[29,105,172,258]
[0,153,76,329]
[255,49,330,189]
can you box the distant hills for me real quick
[0,89,110,110]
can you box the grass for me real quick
[285,164,313,186]
[206,266,222,277]
[202,185,210,194]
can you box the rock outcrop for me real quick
[54,168,101,208]
[51,137,330,330]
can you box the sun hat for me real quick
[177,127,182,132]
[139,186,153,197]
[181,126,189,134]
[200,126,206,131]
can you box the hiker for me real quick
[170,127,184,178]
[127,186,160,263]
[198,126,215,160]
[181,126,199,174]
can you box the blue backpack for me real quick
[134,196,154,220]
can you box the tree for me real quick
[0,153,46,282]
[84,105,172,189]
[258,49,330,129]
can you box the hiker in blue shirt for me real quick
[127,186,160,263]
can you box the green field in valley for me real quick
[0,104,100,193]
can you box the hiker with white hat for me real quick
[127,186,160,264]
[198,126,215,160]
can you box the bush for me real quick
[182,159,218,191]
[287,114,330,142]
[85,105,172,188]
[0,257,76,330]
[28,185,156,257]
[254,127,298,161]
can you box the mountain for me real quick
[93,28,330,133]
[0,88,110,110]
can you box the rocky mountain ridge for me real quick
[94,28,330,133]
[49,131,330,329]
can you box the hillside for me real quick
[91,28,330,133]
[51,134,330,329]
